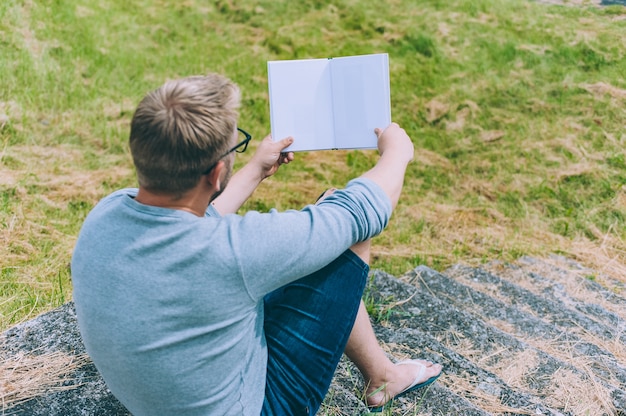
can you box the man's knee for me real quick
[349,240,371,264]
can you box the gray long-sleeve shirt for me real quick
[71,178,391,415]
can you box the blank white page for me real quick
[267,58,335,152]
[329,54,390,150]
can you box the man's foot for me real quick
[365,359,442,410]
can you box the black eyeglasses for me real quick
[224,128,252,156]
[202,128,252,174]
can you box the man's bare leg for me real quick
[347,240,442,408]
[317,189,441,407]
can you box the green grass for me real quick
[2,0,626,330]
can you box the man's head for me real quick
[129,74,240,196]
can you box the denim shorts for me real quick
[261,250,369,416]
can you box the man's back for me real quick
[72,180,391,415]
[72,188,267,415]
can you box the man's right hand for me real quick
[374,123,414,165]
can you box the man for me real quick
[72,73,441,415]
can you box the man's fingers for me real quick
[277,136,294,150]
[279,152,294,165]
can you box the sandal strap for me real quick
[396,360,428,389]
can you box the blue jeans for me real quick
[261,250,369,416]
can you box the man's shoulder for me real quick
[80,188,138,226]
[103,188,139,201]
[96,188,140,210]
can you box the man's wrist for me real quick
[243,160,267,184]
[379,150,412,167]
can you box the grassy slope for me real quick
[1,0,625,330]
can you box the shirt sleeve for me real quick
[227,177,392,300]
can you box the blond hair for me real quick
[129,74,240,194]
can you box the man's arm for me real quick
[360,123,414,210]
[211,135,295,215]
[213,122,413,214]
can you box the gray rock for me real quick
[0,303,130,416]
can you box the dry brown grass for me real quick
[0,348,91,410]
[487,255,626,321]
[413,195,626,288]
[545,368,614,416]
[438,266,623,416]
[436,329,619,416]
[489,348,539,389]
[0,144,133,328]
[493,339,617,415]
[570,236,626,288]
[438,373,534,415]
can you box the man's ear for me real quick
[204,160,224,192]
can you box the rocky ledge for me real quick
[1,255,625,415]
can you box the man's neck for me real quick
[135,186,212,217]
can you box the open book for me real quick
[267,53,391,152]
